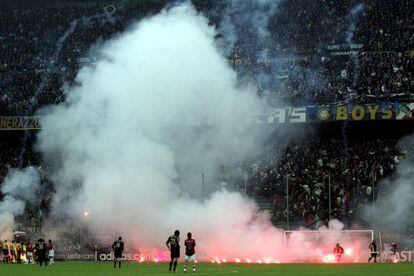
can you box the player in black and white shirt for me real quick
[112,236,124,268]
[166,230,180,272]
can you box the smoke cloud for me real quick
[0,2,373,262]
[36,3,279,259]
[361,136,414,233]
[0,166,41,239]
[345,3,365,88]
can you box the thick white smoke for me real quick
[0,166,40,239]
[36,3,281,259]
[31,2,375,262]
[361,136,414,233]
[0,2,374,262]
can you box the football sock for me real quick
[173,261,178,271]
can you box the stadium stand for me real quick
[0,0,413,234]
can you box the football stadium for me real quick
[0,0,413,275]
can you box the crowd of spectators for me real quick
[0,0,413,114]
[227,0,413,105]
[0,140,46,229]
[256,50,414,106]
[243,136,407,227]
[0,132,409,231]
[0,3,166,114]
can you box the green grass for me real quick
[0,262,413,276]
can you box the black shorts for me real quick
[2,249,8,256]
[114,251,123,259]
[370,253,377,257]
[171,248,180,259]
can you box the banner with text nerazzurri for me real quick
[251,101,414,124]
[0,102,412,130]
[0,116,43,130]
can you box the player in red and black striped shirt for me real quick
[184,232,196,273]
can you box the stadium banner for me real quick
[0,116,42,130]
[309,102,398,122]
[396,102,414,120]
[251,102,402,124]
[54,250,164,262]
[77,57,98,65]
[58,249,414,262]
[0,102,408,129]
[395,251,414,262]
[325,43,364,56]
[98,250,170,262]
[228,55,308,66]
[250,107,307,124]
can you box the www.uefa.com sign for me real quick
[55,253,96,260]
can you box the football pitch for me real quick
[1,262,413,276]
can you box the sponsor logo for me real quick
[99,252,140,261]
[317,108,330,121]
[99,251,170,261]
